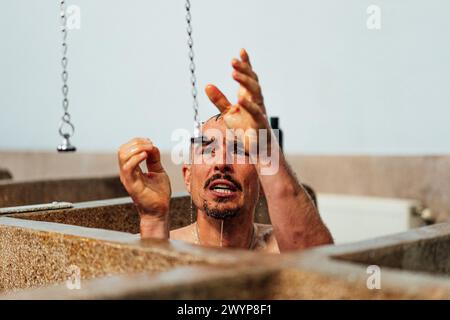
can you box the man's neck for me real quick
[195,210,254,249]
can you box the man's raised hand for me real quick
[205,49,270,150]
[118,138,171,219]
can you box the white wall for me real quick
[0,0,449,154]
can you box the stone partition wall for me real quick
[0,217,235,292]
[3,195,270,233]
[1,217,449,299]
[0,152,449,220]
[290,155,450,223]
[0,176,128,207]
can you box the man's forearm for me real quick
[139,212,170,239]
[256,139,333,251]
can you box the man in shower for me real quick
[118,49,333,253]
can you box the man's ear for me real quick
[182,164,191,194]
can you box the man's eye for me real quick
[202,145,215,155]
[234,144,248,156]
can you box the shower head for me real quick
[57,135,76,152]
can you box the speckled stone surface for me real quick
[6,198,140,233]
[0,217,449,299]
[0,175,448,299]
[0,217,236,293]
[331,222,450,276]
[3,248,450,299]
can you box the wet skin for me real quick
[118,49,333,253]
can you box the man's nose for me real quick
[214,162,233,174]
[213,145,233,173]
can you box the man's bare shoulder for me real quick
[170,224,196,243]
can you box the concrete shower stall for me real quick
[0,154,449,299]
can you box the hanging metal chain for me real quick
[57,0,76,152]
[185,0,200,138]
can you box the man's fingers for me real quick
[121,151,147,185]
[118,141,154,167]
[119,143,153,167]
[120,146,165,193]
[145,145,164,173]
[118,137,151,159]
[119,137,151,152]
[205,84,232,113]
[238,97,263,118]
[232,59,258,81]
[240,48,251,66]
[123,151,146,173]
[232,71,262,101]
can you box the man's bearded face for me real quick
[186,116,260,220]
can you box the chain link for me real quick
[185,0,200,138]
[59,0,75,139]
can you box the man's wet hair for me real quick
[204,113,222,123]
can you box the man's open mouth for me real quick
[207,179,239,197]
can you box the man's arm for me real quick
[256,136,333,251]
[205,49,333,252]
